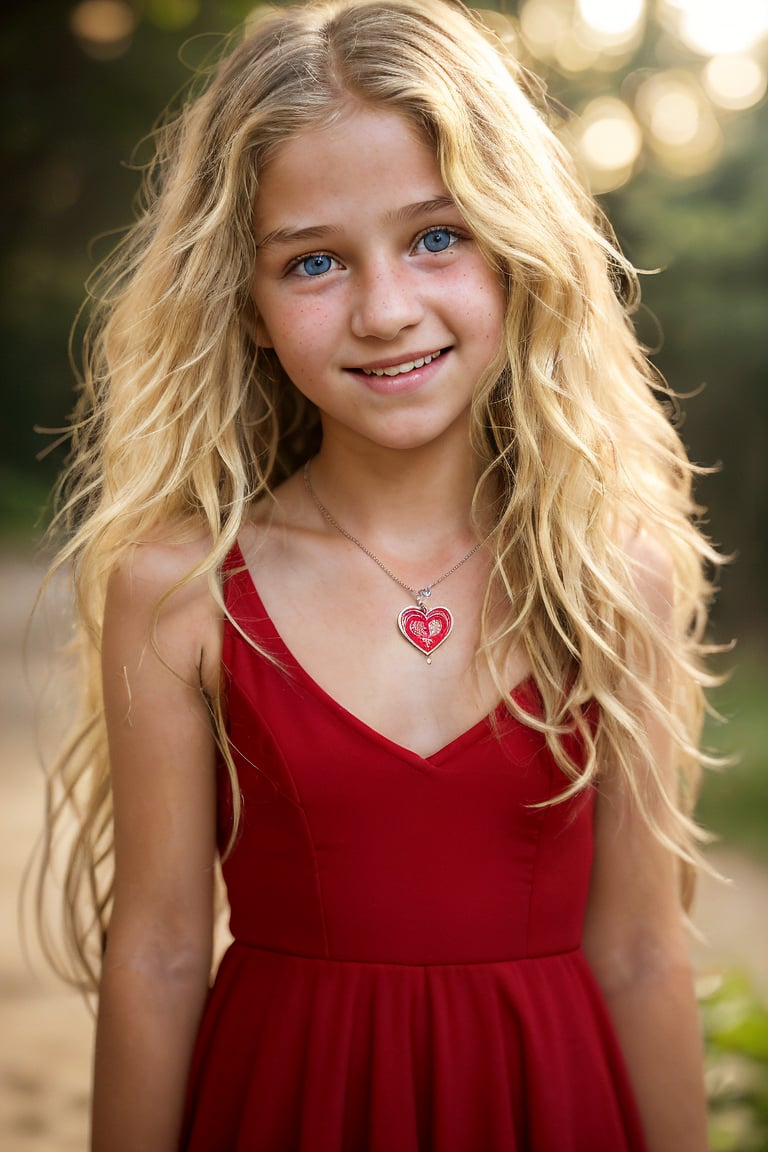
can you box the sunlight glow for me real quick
[554,33,599,72]
[671,0,768,56]
[703,54,768,110]
[577,0,645,40]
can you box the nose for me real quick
[350,259,424,340]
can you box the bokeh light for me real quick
[515,0,767,180]
[577,97,643,192]
[703,54,768,110]
[69,0,135,59]
[520,0,644,70]
[553,32,599,73]
[519,0,570,60]
[476,7,518,51]
[649,88,700,146]
[635,72,722,175]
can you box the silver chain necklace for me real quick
[303,458,483,664]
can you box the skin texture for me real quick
[93,538,221,1151]
[92,107,707,1151]
[251,104,507,458]
[247,105,518,756]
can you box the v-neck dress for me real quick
[180,545,646,1152]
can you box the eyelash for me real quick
[285,225,464,278]
[286,252,341,278]
[412,225,463,254]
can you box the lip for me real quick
[352,347,446,373]
[351,348,450,396]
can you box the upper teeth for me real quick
[362,350,442,377]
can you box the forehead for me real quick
[254,105,450,235]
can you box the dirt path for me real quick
[1,551,766,1151]
[0,553,93,1150]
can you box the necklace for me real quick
[303,459,483,664]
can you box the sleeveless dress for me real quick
[181,546,647,1152]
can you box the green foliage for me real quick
[604,114,768,640]
[702,971,768,1151]
[145,0,202,31]
[0,468,51,543]
[697,654,768,863]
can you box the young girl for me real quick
[39,0,721,1148]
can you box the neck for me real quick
[307,438,482,551]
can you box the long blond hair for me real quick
[36,0,722,990]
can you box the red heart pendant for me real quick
[398,605,454,658]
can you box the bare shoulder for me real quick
[109,526,215,594]
[105,529,223,694]
[617,521,674,627]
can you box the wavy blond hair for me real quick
[36,0,722,990]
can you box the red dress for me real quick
[181,546,646,1151]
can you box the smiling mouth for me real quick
[359,349,444,378]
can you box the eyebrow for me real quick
[256,196,459,249]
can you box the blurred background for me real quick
[1,0,766,1148]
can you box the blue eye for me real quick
[297,253,335,277]
[418,228,457,253]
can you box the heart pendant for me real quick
[398,605,454,661]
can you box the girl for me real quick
[39,0,721,1148]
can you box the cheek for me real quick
[253,299,303,355]
[264,306,333,380]
[453,260,505,315]
[267,299,334,345]
[466,278,506,346]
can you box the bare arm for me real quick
[92,540,222,1152]
[583,534,708,1152]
